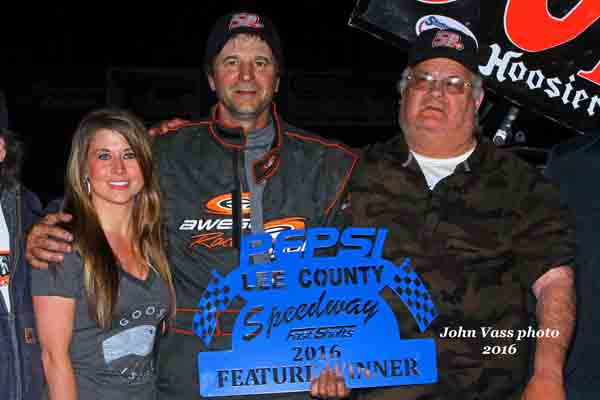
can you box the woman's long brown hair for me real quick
[63,108,175,329]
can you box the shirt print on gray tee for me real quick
[31,251,170,399]
[102,298,167,385]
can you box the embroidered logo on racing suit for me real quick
[179,193,306,250]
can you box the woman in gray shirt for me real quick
[31,109,176,400]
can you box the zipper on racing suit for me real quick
[232,149,250,250]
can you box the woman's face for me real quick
[86,129,144,213]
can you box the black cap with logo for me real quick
[204,12,284,74]
[408,28,479,73]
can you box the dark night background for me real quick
[3,2,578,204]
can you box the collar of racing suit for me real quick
[207,103,282,184]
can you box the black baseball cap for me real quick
[204,12,284,74]
[407,28,479,73]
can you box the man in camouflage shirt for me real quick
[351,28,575,399]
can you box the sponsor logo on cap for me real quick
[416,15,479,48]
[432,30,465,51]
[229,13,264,31]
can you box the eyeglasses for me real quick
[406,72,473,94]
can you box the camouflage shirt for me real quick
[350,135,575,400]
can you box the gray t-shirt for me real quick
[31,251,170,400]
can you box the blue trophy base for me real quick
[198,338,437,397]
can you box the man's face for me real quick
[208,34,280,128]
[400,58,484,157]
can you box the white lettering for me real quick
[179,219,197,230]
[544,77,563,98]
[526,70,545,90]
[508,62,527,82]
[218,219,233,230]
[481,43,600,124]
[480,326,492,337]
[562,75,577,105]
[180,218,254,232]
[572,89,590,110]
[479,44,524,83]
[197,219,220,231]
[588,96,600,116]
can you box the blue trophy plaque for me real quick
[193,227,438,396]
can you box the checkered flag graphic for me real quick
[192,270,235,346]
[390,258,438,333]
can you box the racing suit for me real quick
[153,104,359,399]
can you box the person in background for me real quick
[31,109,176,400]
[0,127,45,400]
[545,132,600,400]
